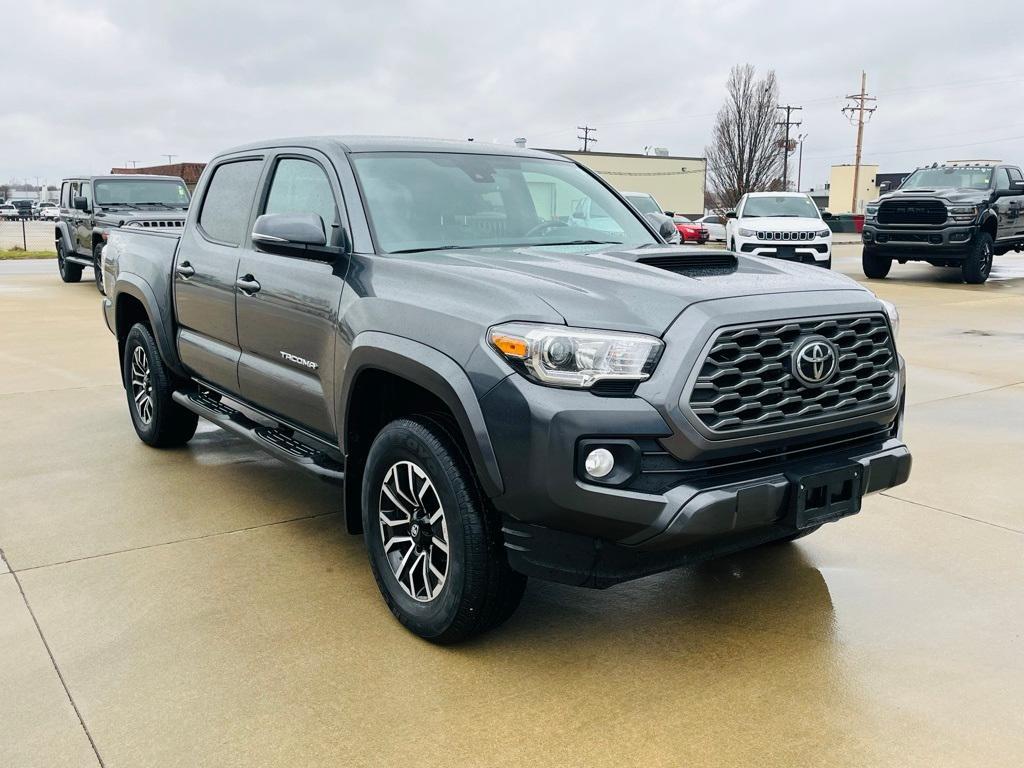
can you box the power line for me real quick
[576,125,597,152]
[842,71,876,213]
[776,105,803,189]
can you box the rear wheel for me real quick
[123,323,198,447]
[961,232,993,284]
[92,242,105,294]
[862,247,892,279]
[56,240,82,283]
[362,417,526,643]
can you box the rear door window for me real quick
[199,160,263,245]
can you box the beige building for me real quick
[828,164,880,214]
[544,150,706,218]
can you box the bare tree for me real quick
[705,65,786,211]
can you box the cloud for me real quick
[3,0,1020,190]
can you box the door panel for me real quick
[236,252,344,435]
[173,157,265,393]
[236,152,347,437]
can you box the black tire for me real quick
[961,232,993,284]
[771,525,822,544]
[729,238,736,252]
[122,323,198,447]
[362,417,526,643]
[92,242,105,294]
[56,240,82,283]
[862,246,892,279]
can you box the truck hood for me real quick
[877,187,988,205]
[95,209,188,227]
[402,244,870,336]
[737,216,827,231]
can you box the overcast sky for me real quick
[4,0,1021,191]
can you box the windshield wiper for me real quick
[99,202,140,209]
[537,240,624,247]
[388,245,487,254]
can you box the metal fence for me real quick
[0,219,56,251]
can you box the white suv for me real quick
[725,192,833,268]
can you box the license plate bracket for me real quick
[789,464,863,529]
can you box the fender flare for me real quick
[339,332,504,499]
[54,221,75,253]
[113,275,187,378]
[979,210,998,235]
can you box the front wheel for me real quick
[862,247,892,279]
[362,417,526,643]
[92,242,105,294]
[122,323,198,447]
[961,232,993,284]
[56,240,82,283]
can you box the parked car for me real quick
[54,174,190,293]
[672,215,708,244]
[695,213,727,241]
[9,199,34,219]
[37,201,59,220]
[862,161,1024,284]
[725,192,833,268]
[102,136,911,643]
[620,191,681,244]
[0,203,19,220]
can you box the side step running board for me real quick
[172,390,344,483]
[65,255,95,267]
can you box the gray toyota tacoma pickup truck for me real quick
[103,136,912,643]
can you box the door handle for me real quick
[175,262,195,279]
[235,274,261,295]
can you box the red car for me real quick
[673,216,708,244]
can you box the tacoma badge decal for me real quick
[280,351,319,370]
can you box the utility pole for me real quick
[127,160,139,168]
[775,105,802,190]
[842,71,877,213]
[577,126,597,152]
[162,154,177,165]
[796,134,807,192]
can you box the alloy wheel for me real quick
[130,345,154,424]
[981,242,993,276]
[378,460,450,602]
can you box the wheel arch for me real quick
[54,221,74,252]
[339,333,504,534]
[114,277,186,379]
[979,213,998,238]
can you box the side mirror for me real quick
[879,182,891,193]
[821,210,833,220]
[993,180,1024,199]
[725,210,737,219]
[663,210,675,217]
[73,196,89,212]
[252,212,338,259]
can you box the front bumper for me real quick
[863,223,974,257]
[734,236,831,264]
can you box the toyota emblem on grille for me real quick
[791,336,838,387]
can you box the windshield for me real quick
[900,167,993,191]
[94,179,190,207]
[351,152,657,253]
[741,195,821,218]
[624,194,661,216]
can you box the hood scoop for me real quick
[636,251,738,277]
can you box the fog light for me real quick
[584,448,615,478]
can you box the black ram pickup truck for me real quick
[862,162,1024,284]
[55,174,190,293]
[103,136,912,643]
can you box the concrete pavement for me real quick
[1,247,1023,767]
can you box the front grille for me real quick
[877,199,946,225]
[127,220,185,229]
[755,231,818,241]
[687,314,898,435]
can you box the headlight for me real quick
[880,299,900,339]
[816,229,831,238]
[948,205,978,223]
[865,205,878,220]
[488,323,663,388]
[738,227,756,237]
